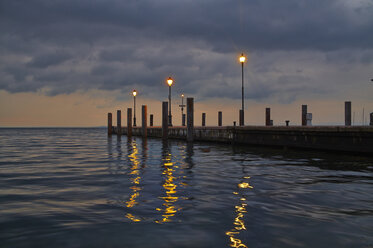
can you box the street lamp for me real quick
[179,94,186,126]
[239,53,246,126]
[167,77,173,126]
[132,89,137,127]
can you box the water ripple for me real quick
[0,128,372,247]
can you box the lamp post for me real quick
[132,89,137,127]
[167,77,173,126]
[239,53,246,126]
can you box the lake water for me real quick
[0,128,372,248]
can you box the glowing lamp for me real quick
[167,77,173,86]
[132,90,137,97]
[239,54,246,63]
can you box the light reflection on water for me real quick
[155,141,181,223]
[226,176,253,248]
[0,128,373,248]
[125,138,142,222]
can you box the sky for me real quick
[0,0,373,127]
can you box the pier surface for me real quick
[112,126,373,155]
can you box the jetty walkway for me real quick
[108,98,373,155]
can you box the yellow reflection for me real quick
[125,140,142,222]
[238,182,253,189]
[125,213,141,222]
[226,178,253,248]
[156,150,181,224]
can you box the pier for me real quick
[108,99,373,155]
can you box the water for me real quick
[0,128,373,248]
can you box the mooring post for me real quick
[239,109,244,126]
[370,112,373,126]
[202,113,206,127]
[265,108,271,126]
[162,102,168,140]
[117,110,121,135]
[302,105,307,126]
[345,101,352,126]
[150,114,153,127]
[182,114,186,126]
[142,105,147,138]
[218,111,222,127]
[127,108,132,137]
[108,113,112,135]
[286,120,290,126]
[187,98,194,142]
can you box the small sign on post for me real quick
[306,113,312,126]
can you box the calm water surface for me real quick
[0,128,373,248]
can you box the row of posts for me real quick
[108,98,196,141]
[108,100,372,137]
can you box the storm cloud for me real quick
[1,0,373,102]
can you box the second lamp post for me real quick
[132,89,137,127]
[239,53,246,126]
[167,77,173,126]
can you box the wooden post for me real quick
[127,108,132,137]
[108,113,112,135]
[202,113,206,127]
[187,98,194,142]
[117,110,121,135]
[218,111,222,127]
[182,114,186,126]
[162,102,168,140]
[265,108,271,126]
[302,105,307,126]
[239,109,244,126]
[345,101,351,126]
[150,114,153,127]
[142,105,147,138]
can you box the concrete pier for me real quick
[108,100,373,155]
[127,108,132,138]
[345,101,351,126]
[187,98,194,142]
[117,110,121,135]
[162,102,168,140]
[265,108,271,126]
[111,126,373,155]
[107,113,112,135]
[302,105,307,126]
[142,105,147,138]
[218,111,222,127]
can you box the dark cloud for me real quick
[0,0,372,102]
[27,51,72,68]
